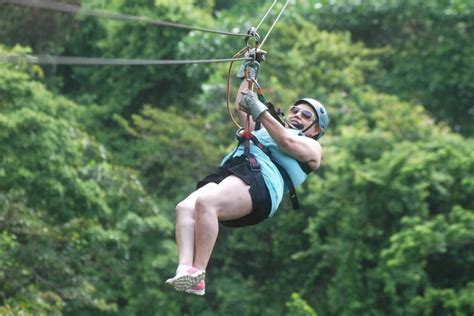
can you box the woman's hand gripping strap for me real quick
[239,90,268,122]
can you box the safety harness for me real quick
[234,127,302,210]
[234,90,314,211]
[228,31,313,210]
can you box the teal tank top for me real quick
[221,128,309,217]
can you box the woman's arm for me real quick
[260,110,322,170]
[238,88,322,170]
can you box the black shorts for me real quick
[196,156,272,228]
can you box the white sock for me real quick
[176,264,193,274]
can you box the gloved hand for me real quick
[239,90,268,122]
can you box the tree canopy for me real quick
[1,1,473,315]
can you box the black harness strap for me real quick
[237,129,300,210]
[298,161,313,174]
[243,136,261,172]
[273,159,300,210]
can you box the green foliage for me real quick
[380,206,474,315]
[63,0,217,112]
[1,1,473,315]
[298,0,474,135]
[0,1,80,54]
[0,55,177,314]
[286,293,318,316]
[114,105,226,201]
[299,116,474,315]
[265,20,379,102]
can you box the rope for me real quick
[1,0,250,37]
[0,54,251,65]
[226,47,248,128]
[260,0,290,49]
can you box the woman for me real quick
[165,78,329,296]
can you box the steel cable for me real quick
[255,0,278,32]
[260,0,290,49]
[0,0,288,68]
[226,0,290,129]
[1,0,249,37]
[0,54,252,65]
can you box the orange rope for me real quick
[226,46,249,129]
[243,80,254,137]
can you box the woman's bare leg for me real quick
[174,183,218,266]
[193,175,253,270]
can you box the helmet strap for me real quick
[303,120,323,140]
[302,120,316,133]
[285,119,304,130]
[286,119,321,139]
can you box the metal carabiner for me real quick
[244,27,261,48]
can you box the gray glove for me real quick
[239,90,267,122]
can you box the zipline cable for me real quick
[239,0,281,133]
[260,0,290,49]
[0,0,283,67]
[0,1,281,66]
[226,0,291,129]
[254,0,278,32]
[0,54,252,65]
[1,0,249,37]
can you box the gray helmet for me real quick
[294,98,329,140]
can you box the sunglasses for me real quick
[289,106,314,120]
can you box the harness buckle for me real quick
[247,155,261,171]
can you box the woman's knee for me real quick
[175,201,196,221]
[194,195,218,219]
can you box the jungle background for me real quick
[0,0,473,315]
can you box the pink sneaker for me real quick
[185,280,205,296]
[165,267,205,292]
